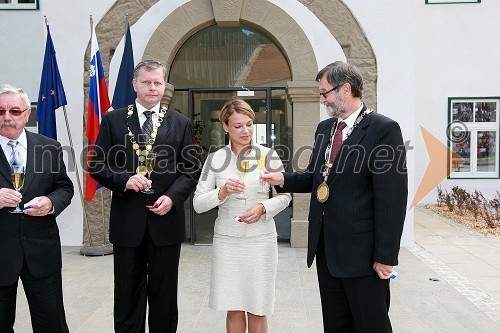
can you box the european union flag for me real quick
[112,22,136,109]
[36,25,67,140]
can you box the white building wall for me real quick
[415,1,500,203]
[341,0,417,246]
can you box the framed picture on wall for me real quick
[0,0,39,10]
[425,0,480,4]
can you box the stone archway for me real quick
[84,0,377,247]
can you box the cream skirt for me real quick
[209,233,278,316]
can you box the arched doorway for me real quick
[168,24,293,244]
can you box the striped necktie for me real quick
[7,140,23,166]
[142,110,153,141]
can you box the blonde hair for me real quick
[219,98,255,124]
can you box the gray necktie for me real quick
[7,140,22,166]
[142,111,153,141]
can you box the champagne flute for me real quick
[236,159,250,200]
[10,165,25,214]
[257,155,270,193]
[141,152,157,194]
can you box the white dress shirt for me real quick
[0,130,28,167]
[135,101,160,127]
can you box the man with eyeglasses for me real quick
[262,61,407,332]
[0,84,74,332]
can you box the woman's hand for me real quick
[219,178,246,199]
[239,203,266,224]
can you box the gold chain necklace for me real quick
[126,104,167,173]
[317,108,373,203]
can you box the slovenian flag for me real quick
[85,21,110,201]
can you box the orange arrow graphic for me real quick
[409,126,464,209]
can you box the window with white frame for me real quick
[0,0,38,10]
[449,98,499,178]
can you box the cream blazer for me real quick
[193,143,291,237]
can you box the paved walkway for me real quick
[14,207,500,332]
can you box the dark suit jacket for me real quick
[89,105,200,247]
[0,131,74,286]
[281,106,408,278]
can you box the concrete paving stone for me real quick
[446,236,491,246]
[277,256,299,272]
[177,310,202,333]
[268,310,310,333]
[301,289,322,309]
[274,287,306,311]
[191,308,226,333]
[448,262,500,277]
[299,271,320,291]
[275,270,301,290]
[305,310,324,333]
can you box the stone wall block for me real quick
[157,7,193,43]
[260,3,296,41]
[290,219,308,248]
[143,29,176,64]
[293,125,316,170]
[240,0,271,26]
[289,52,319,81]
[182,0,215,27]
[280,25,312,59]
[293,195,311,221]
[211,0,243,27]
[82,188,111,247]
[293,102,320,127]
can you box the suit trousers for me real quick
[316,224,392,333]
[113,228,181,333]
[0,258,68,333]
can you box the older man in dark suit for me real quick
[262,61,407,332]
[89,60,200,333]
[0,84,74,333]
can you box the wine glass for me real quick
[236,159,250,200]
[141,152,157,194]
[10,165,25,214]
[257,155,270,193]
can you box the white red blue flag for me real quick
[85,22,110,201]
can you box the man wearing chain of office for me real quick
[262,61,408,332]
[89,59,200,332]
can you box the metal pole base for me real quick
[79,243,114,256]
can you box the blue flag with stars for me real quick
[37,25,67,140]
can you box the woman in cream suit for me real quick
[193,98,291,333]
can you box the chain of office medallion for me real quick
[126,104,167,164]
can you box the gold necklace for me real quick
[126,104,167,174]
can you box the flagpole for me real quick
[80,15,112,256]
[43,16,93,246]
[100,188,107,244]
[62,104,94,247]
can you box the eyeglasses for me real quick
[319,86,338,98]
[0,108,30,116]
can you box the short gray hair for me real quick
[0,84,31,108]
